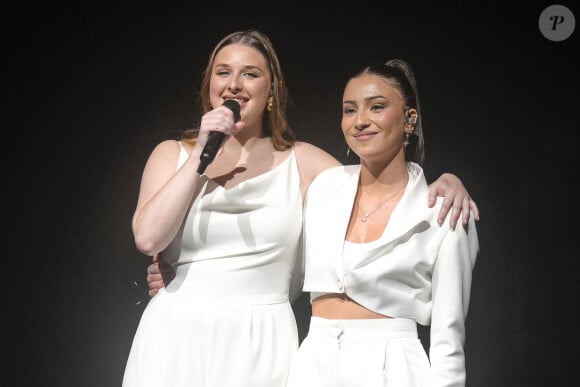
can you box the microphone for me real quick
[197,100,241,175]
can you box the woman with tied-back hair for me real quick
[286,59,479,387]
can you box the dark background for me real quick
[6,2,579,386]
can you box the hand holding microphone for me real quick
[197,100,241,175]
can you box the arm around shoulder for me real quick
[293,141,341,196]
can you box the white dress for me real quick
[123,144,304,387]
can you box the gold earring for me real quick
[266,99,273,112]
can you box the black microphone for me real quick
[197,100,241,175]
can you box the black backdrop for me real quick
[6,2,579,386]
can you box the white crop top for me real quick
[310,239,382,302]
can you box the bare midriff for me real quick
[311,293,392,319]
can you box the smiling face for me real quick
[209,43,272,130]
[341,74,408,165]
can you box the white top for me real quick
[163,143,305,303]
[302,162,479,385]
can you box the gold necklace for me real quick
[360,184,406,223]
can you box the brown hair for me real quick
[355,59,425,164]
[183,30,295,150]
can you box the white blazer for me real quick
[302,162,479,385]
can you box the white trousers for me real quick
[287,317,431,387]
